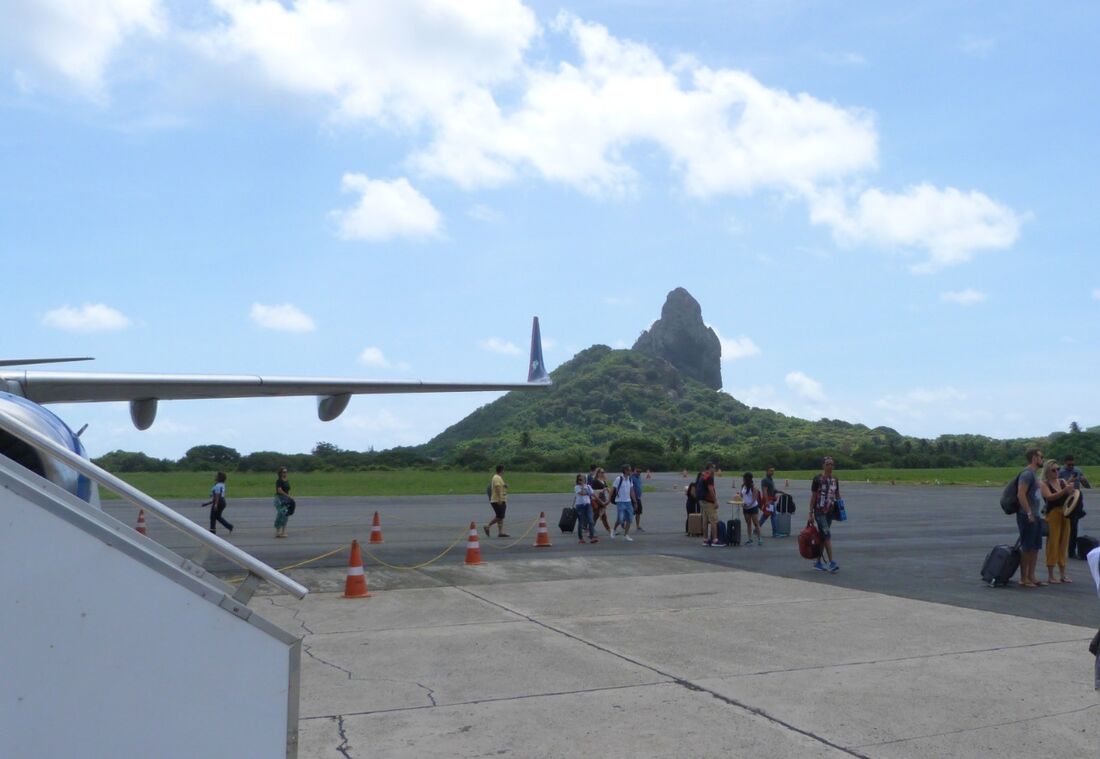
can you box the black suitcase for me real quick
[727,518,741,546]
[775,493,796,514]
[715,520,727,545]
[1076,535,1099,559]
[981,542,1021,587]
[559,507,577,534]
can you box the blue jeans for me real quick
[575,503,594,538]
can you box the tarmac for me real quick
[105,473,1100,757]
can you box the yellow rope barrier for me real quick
[359,526,470,570]
[480,514,540,550]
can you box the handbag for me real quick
[834,499,847,522]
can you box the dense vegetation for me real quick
[94,345,1099,474]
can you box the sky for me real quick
[1,0,1098,459]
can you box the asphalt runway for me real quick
[106,471,1100,628]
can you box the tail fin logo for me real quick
[527,317,550,384]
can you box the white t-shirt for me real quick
[741,485,758,508]
[212,482,226,500]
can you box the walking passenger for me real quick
[1015,449,1045,587]
[274,466,294,538]
[741,472,763,546]
[485,464,511,538]
[574,474,598,543]
[208,470,234,535]
[808,457,841,572]
[610,464,635,541]
[1041,459,1076,583]
[760,466,782,534]
[591,467,612,534]
[631,465,645,532]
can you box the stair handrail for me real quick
[0,409,308,599]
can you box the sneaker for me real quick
[636,527,646,532]
[813,560,826,571]
[828,561,839,573]
[624,535,634,542]
[757,538,763,546]
[609,532,616,540]
[498,533,511,538]
[483,525,490,538]
[590,536,599,543]
[578,538,586,544]
[703,540,712,546]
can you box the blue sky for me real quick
[1,0,1097,459]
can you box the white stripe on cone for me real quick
[346,566,364,576]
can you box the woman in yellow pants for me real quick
[1040,459,1076,583]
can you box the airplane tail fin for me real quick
[527,317,551,384]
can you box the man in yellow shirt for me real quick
[485,464,511,538]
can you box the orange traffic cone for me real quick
[464,522,484,565]
[533,512,552,548]
[343,540,371,598]
[369,511,384,544]
[135,509,147,535]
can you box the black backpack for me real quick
[1000,475,1021,514]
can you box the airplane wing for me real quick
[1,317,552,429]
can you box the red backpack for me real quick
[799,523,822,560]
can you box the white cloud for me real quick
[785,371,824,402]
[941,289,987,305]
[467,204,504,223]
[806,183,1024,272]
[42,303,131,332]
[357,347,391,368]
[330,174,442,242]
[196,0,537,127]
[709,325,761,361]
[479,337,520,355]
[249,303,316,333]
[413,14,878,197]
[874,386,965,415]
[0,0,163,99]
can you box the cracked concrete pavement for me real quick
[250,555,1100,758]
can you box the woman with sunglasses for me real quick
[1040,459,1076,583]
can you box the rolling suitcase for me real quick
[727,518,741,546]
[559,507,577,534]
[1076,535,1099,559]
[686,513,704,537]
[980,541,1021,587]
[773,511,791,537]
[715,520,727,545]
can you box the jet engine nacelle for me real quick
[0,391,98,505]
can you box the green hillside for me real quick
[420,345,1056,471]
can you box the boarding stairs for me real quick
[0,411,307,759]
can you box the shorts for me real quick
[634,497,643,515]
[743,506,760,517]
[813,512,832,539]
[1016,510,1042,551]
[702,500,719,526]
[617,502,633,525]
[491,502,507,520]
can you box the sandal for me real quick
[1061,577,1073,583]
[1020,581,1038,588]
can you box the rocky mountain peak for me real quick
[632,288,722,390]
